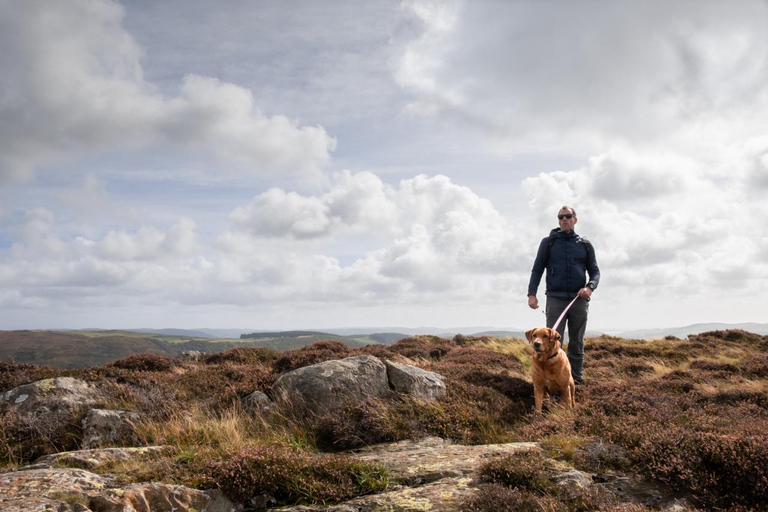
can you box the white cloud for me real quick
[522,144,767,298]
[395,0,768,154]
[0,0,335,183]
[221,172,530,302]
[1,172,532,313]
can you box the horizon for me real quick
[7,320,768,338]
[2,1,767,331]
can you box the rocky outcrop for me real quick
[89,483,237,512]
[279,438,540,511]
[276,437,694,512]
[385,360,446,400]
[34,446,168,470]
[271,355,392,416]
[0,448,240,512]
[0,467,115,512]
[270,355,445,416]
[1,439,694,512]
[81,409,141,449]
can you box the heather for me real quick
[1,330,767,510]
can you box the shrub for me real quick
[622,362,656,377]
[554,483,622,512]
[478,452,555,494]
[175,365,275,407]
[639,430,768,510]
[0,362,64,393]
[315,399,408,451]
[742,354,768,378]
[459,371,534,414]
[206,445,387,506]
[272,340,351,374]
[573,440,631,473]
[689,359,739,374]
[0,405,85,465]
[99,374,180,421]
[388,335,454,361]
[656,370,697,393]
[436,346,526,377]
[460,484,551,512]
[423,380,518,444]
[203,347,279,366]
[105,353,177,372]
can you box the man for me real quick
[527,206,600,385]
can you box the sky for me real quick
[1,0,767,332]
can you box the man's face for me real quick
[558,209,577,232]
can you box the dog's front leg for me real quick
[534,384,545,414]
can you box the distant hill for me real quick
[0,329,385,369]
[0,330,373,369]
[364,333,410,344]
[471,330,526,339]
[322,326,509,337]
[80,327,221,339]
[616,323,768,340]
[239,331,375,351]
[0,331,178,368]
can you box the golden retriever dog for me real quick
[525,327,575,413]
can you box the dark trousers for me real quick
[546,296,589,384]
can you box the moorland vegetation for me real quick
[1,330,767,511]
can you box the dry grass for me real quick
[3,329,768,510]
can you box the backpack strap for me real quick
[545,235,593,262]
[578,236,593,261]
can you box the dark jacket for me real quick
[527,228,600,299]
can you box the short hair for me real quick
[559,205,577,217]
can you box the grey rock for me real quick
[0,466,241,512]
[242,390,274,414]
[2,377,103,415]
[271,355,391,416]
[1,377,105,451]
[552,468,593,488]
[34,446,169,469]
[385,360,446,400]
[180,350,203,362]
[81,409,141,449]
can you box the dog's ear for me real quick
[525,329,535,343]
[548,328,561,342]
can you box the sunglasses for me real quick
[557,214,574,220]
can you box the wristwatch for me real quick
[586,283,596,291]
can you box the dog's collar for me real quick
[547,351,560,361]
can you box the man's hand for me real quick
[577,287,593,299]
[528,295,539,309]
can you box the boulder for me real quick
[271,355,390,416]
[242,391,274,414]
[81,409,142,449]
[2,377,103,415]
[385,360,446,400]
[1,377,105,456]
[180,350,202,362]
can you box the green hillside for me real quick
[0,329,378,369]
